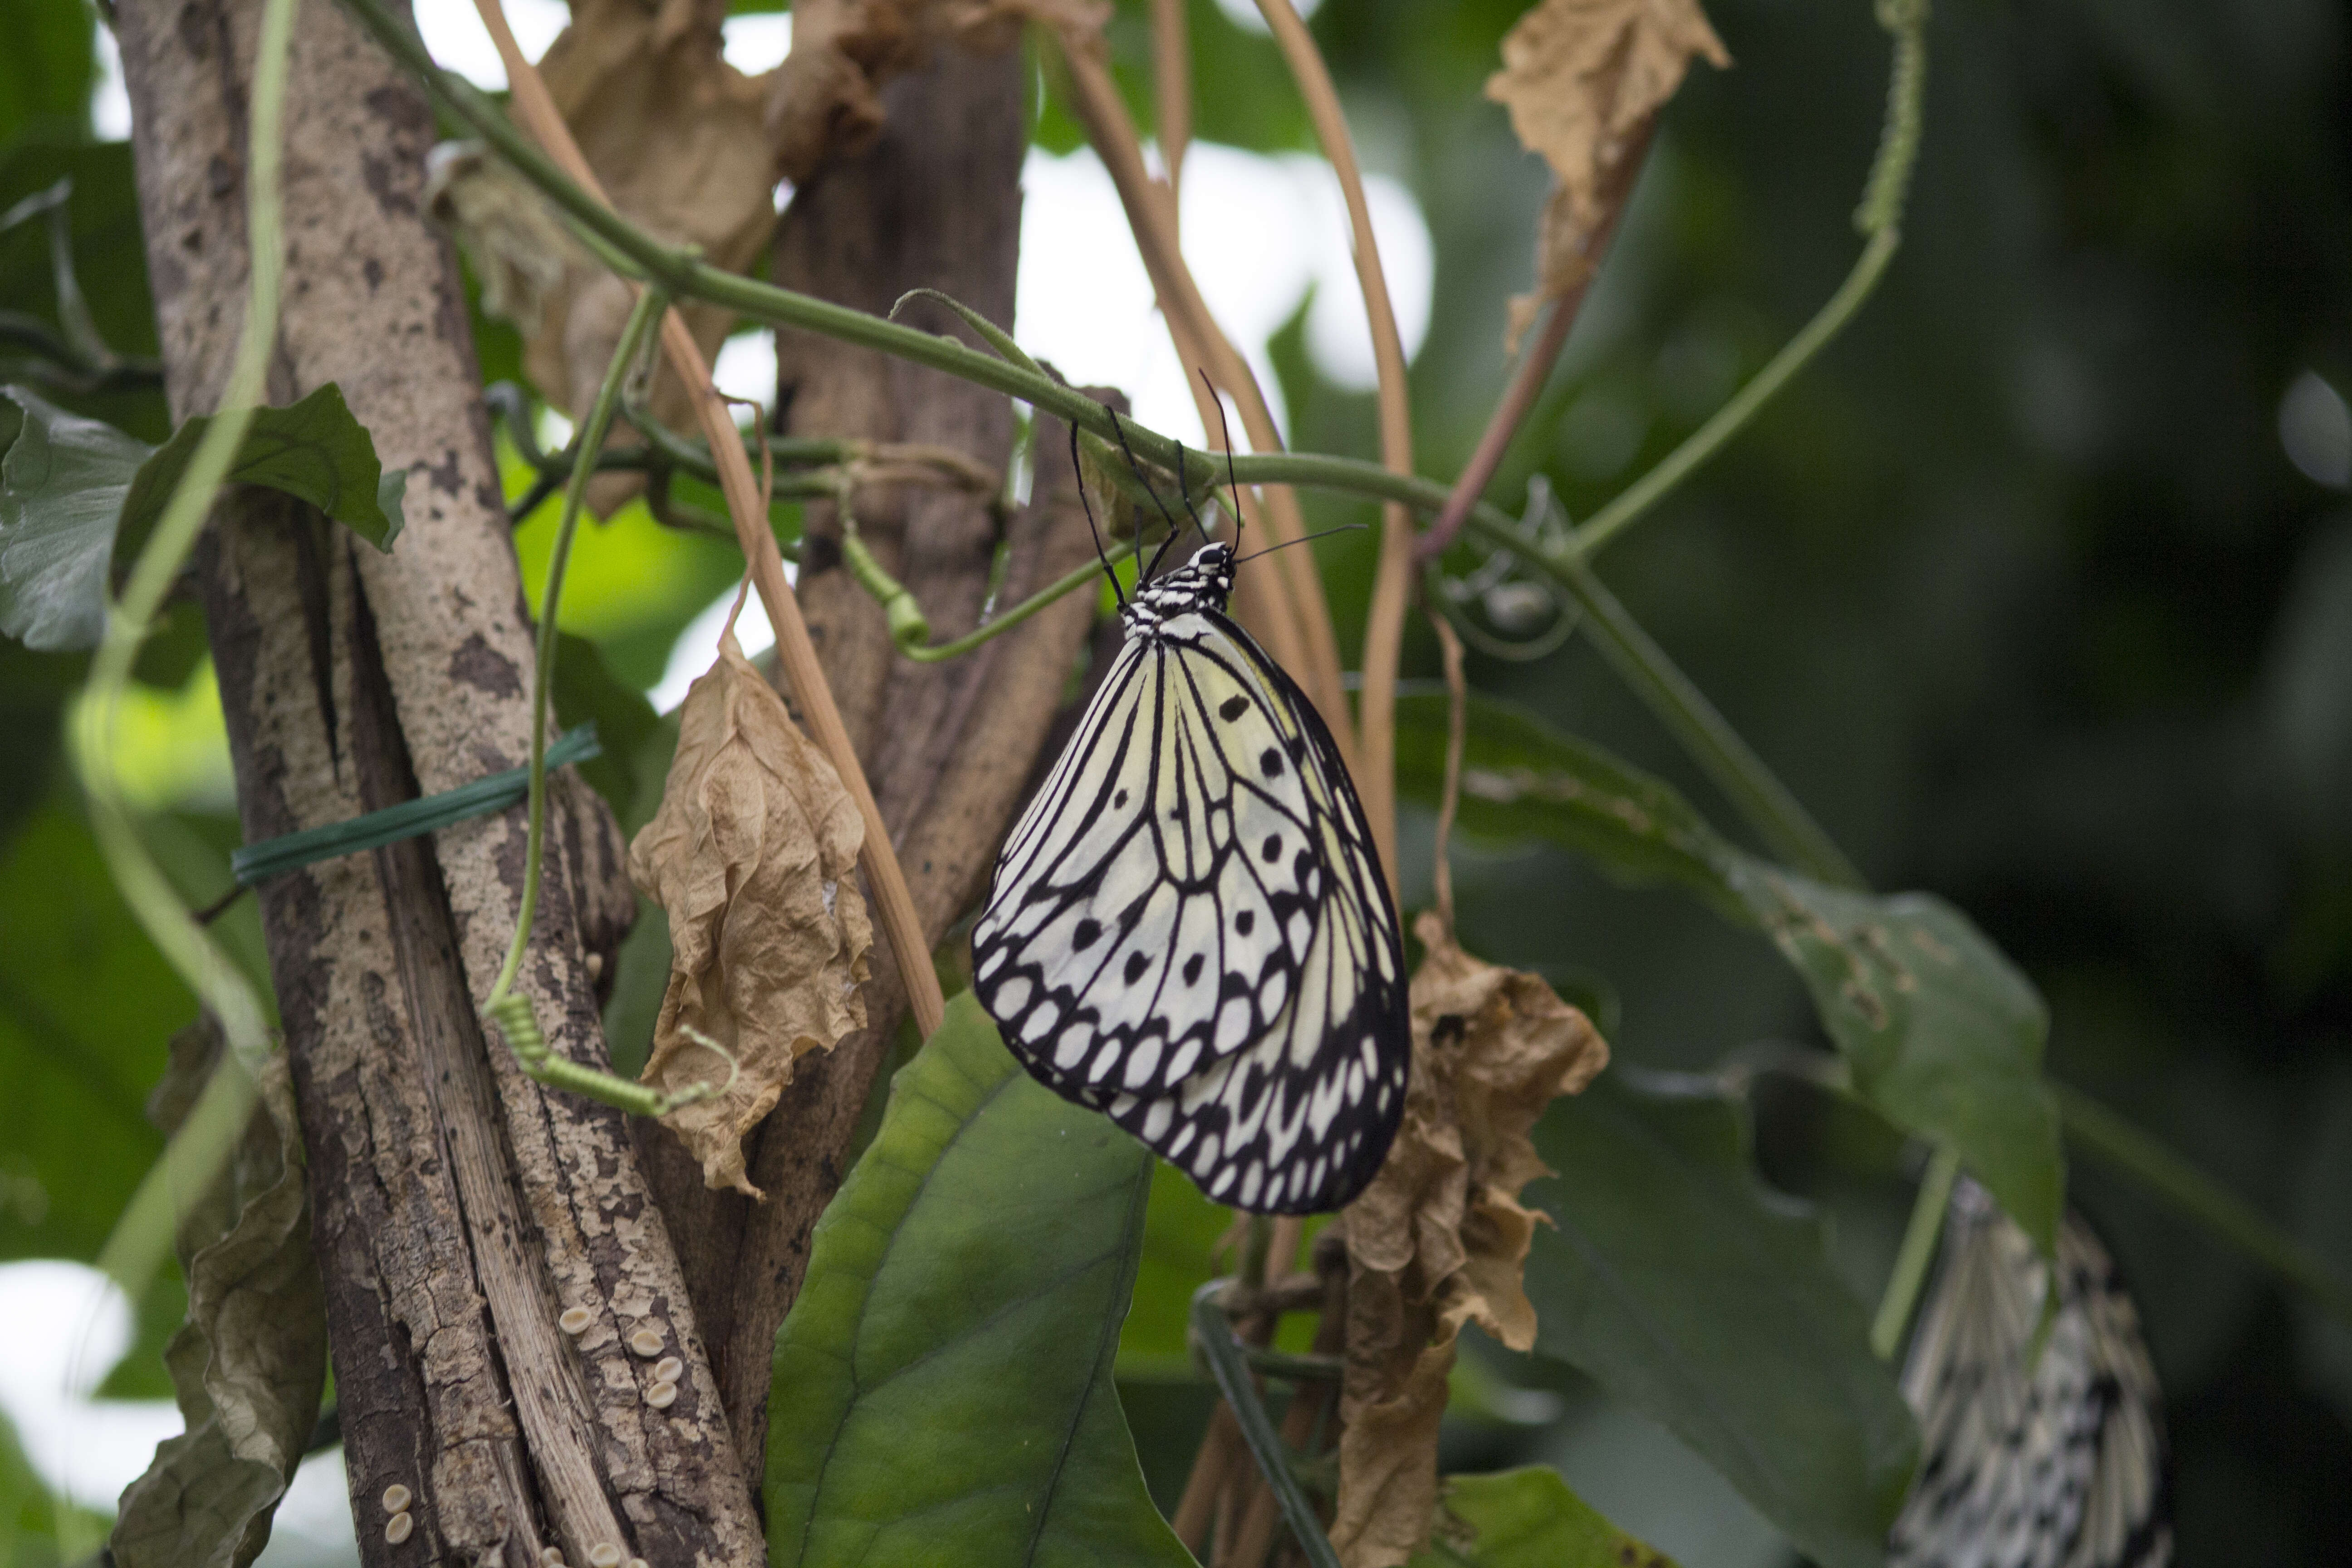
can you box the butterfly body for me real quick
[973,542,1409,1213]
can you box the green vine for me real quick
[479,284,730,1117]
[1871,1144,1960,1360]
[76,0,303,1323]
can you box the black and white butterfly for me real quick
[1889,1178,2172,1568]
[970,430,1409,1214]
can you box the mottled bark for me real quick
[114,0,760,1560]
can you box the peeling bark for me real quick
[115,0,760,1559]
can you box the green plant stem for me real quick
[76,0,300,1322]
[1192,1284,1342,1568]
[2056,1082,2352,1330]
[1562,563,1864,887]
[331,0,1508,534]
[844,527,1142,663]
[1444,0,1925,572]
[1567,230,1899,560]
[480,286,690,1118]
[1871,1143,1960,1360]
[621,396,852,480]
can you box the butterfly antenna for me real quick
[1198,368,1244,544]
[1072,413,1127,612]
[1232,521,1369,566]
[1107,406,1187,584]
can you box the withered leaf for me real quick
[530,0,777,510]
[628,633,873,1196]
[425,141,586,332]
[1333,913,1609,1568]
[113,1021,328,1568]
[1485,0,1730,349]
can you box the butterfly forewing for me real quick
[972,544,1408,1214]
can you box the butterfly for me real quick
[1888,1178,2172,1568]
[970,423,1410,1214]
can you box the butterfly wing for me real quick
[972,610,1408,1213]
[1888,1183,2172,1568]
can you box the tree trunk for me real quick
[628,39,1108,1486]
[113,0,760,1560]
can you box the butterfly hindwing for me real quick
[1888,1181,2171,1568]
[972,544,1409,1214]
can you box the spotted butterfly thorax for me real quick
[970,539,1411,1213]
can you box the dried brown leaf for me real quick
[114,1021,328,1568]
[628,633,873,1196]
[1333,912,1609,1568]
[1485,0,1729,348]
[424,141,585,331]
[529,0,777,508]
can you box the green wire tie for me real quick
[229,724,602,886]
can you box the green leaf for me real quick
[0,793,188,1266]
[1727,870,2061,1255]
[550,632,662,831]
[1118,1158,1235,1377]
[1523,1070,1919,1568]
[0,0,96,149]
[0,140,171,444]
[763,991,1196,1568]
[1406,1467,1678,1568]
[1394,687,2062,1250]
[118,382,406,559]
[0,382,149,649]
[112,1026,327,1568]
[0,382,407,654]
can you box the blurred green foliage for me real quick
[2,0,2347,1562]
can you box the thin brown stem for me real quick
[1171,1406,1245,1550]
[1417,291,1577,561]
[1054,32,1357,769]
[467,0,946,1037]
[1152,0,1191,204]
[1428,611,1467,937]
[1229,1250,1348,1568]
[1416,128,1650,563]
[1256,0,1413,901]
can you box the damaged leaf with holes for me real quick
[1391,688,2063,1253]
[627,632,872,1196]
[1333,915,1610,1568]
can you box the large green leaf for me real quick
[1394,687,2061,1250]
[1524,1070,1918,1568]
[0,1,95,154]
[0,382,408,654]
[550,631,663,832]
[0,140,169,445]
[0,794,189,1264]
[1406,1467,1677,1568]
[0,383,148,649]
[117,382,407,560]
[764,991,1196,1568]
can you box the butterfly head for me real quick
[1124,542,1235,629]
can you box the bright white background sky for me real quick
[21,4,1431,1551]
